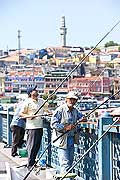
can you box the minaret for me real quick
[18,30,21,64]
[60,16,67,47]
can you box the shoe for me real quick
[27,165,37,171]
[27,166,32,171]
[12,153,19,157]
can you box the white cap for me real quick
[66,91,78,100]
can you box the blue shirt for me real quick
[51,103,83,136]
[10,102,26,129]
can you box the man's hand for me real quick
[77,117,87,124]
[81,117,87,122]
[64,124,76,131]
[28,114,41,120]
[110,107,120,117]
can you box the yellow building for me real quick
[89,56,97,64]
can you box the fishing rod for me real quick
[33,20,120,116]
[74,67,108,109]
[22,89,120,180]
[25,113,52,119]
[22,21,120,180]
[60,116,120,180]
[84,89,120,118]
[18,84,120,171]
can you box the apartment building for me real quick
[69,76,110,96]
[44,68,69,96]
[5,65,44,95]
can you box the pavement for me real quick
[0,142,56,180]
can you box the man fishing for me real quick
[51,91,87,180]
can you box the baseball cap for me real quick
[66,91,78,100]
[27,85,37,96]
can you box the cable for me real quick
[22,88,120,180]
[85,89,120,118]
[60,117,119,180]
[22,20,120,180]
[34,20,120,115]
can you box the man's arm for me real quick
[110,107,120,117]
[51,110,65,132]
[19,112,41,119]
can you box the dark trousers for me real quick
[11,125,25,156]
[26,128,43,167]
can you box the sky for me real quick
[0,0,120,51]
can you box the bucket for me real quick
[18,148,28,157]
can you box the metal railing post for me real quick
[98,112,113,180]
[6,108,11,147]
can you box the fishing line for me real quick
[60,117,120,180]
[34,20,120,115]
[22,88,120,180]
[22,20,120,180]
[76,67,108,110]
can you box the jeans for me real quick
[58,136,74,180]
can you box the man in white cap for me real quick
[51,91,86,179]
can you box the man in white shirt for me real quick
[19,88,44,169]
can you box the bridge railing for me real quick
[0,108,13,147]
[0,109,120,180]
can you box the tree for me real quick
[42,93,48,100]
[42,93,57,100]
[51,94,57,100]
[104,41,119,47]
[106,63,114,68]
[118,46,120,52]
[94,47,101,52]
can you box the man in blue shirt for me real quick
[51,91,86,179]
[10,101,26,157]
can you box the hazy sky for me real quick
[0,0,120,50]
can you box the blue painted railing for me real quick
[0,109,120,180]
[0,108,13,147]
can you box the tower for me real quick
[60,16,67,47]
[18,30,21,64]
